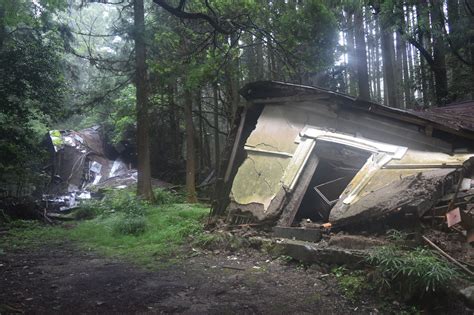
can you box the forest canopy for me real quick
[0,0,473,199]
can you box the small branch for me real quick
[436,7,473,66]
[71,30,127,38]
[152,0,233,34]
[398,27,435,68]
[422,235,474,276]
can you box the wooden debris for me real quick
[446,207,462,227]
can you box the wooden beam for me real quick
[224,108,247,182]
[278,153,319,227]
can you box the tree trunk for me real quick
[184,88,198,203]
[381,27,399,108]
[256,39,264,80]
[222,35,241,122]
[213,82,220,169]
[395,32,405,108]
[196,89,204,171]
[414,4,428,106]
[447,0,459,34]
[346,11,357,96]
[168,84,179,161]
[407,6,417,105]
[400,11,412,108]
[269,37,276,80]
[420,1,435,106]
[374,17,382,102]
[134,0,153,201]
[447,0,474,100]
[0,4,5,50]
[354,7,370,100]
[246,34,257,82]
[367,32,373,97]
[431,0,448,105]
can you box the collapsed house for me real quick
[48,127,129,191]
[45,126,172,212]
[213,81,474,233]
[44,127,133,211]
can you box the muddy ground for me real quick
[0,241,416,315]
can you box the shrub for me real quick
[0,209,11,224]
[367,245,458,300]
[96,190,149,236]
[74,201,102,220]
[153,188,184,205]
[102,190,147,216]
[112,215,147,236]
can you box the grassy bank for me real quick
[0,190,210,267]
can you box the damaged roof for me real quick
[240,81,474,140]
[410,101,474,133]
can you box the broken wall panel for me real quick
[329,169,458,227]
[245,105,304,153]
[230,152,291,220]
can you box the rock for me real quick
[328,235,386,250]
[276,239,366,267]
[460,286,474,308]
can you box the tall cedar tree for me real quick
[134,0,154,200]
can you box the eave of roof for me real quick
[239,81,474,140]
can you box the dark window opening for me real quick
[293,143,371,225]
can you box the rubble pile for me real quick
[43,127,170,215]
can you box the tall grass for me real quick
[367,244,459,300]
[1,189,210,267]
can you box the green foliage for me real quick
[108,192,147,235]
[112,215,147,236]
[1,199,210,267]
[1,220,66,248]
[59,84,136,146]
[74,201,102,220]
[153,188,185,205]
[266,0,337,79]
[192,232,251,252]
[367,245,459,299]
[386,229,409,241]
[99,189,146,215]
[0,209,11,224]
[106,85,136,144]
[1,0,67,29]
[332,266,368,301]
[277,255,294,264]
[0,0,69,189]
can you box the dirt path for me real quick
[0,243,400,314]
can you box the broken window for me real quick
[293,142,372,225]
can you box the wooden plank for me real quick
[210,107,246,217]
[281,138,315,189]
[278,153,319,227]
[224,108,248,183]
